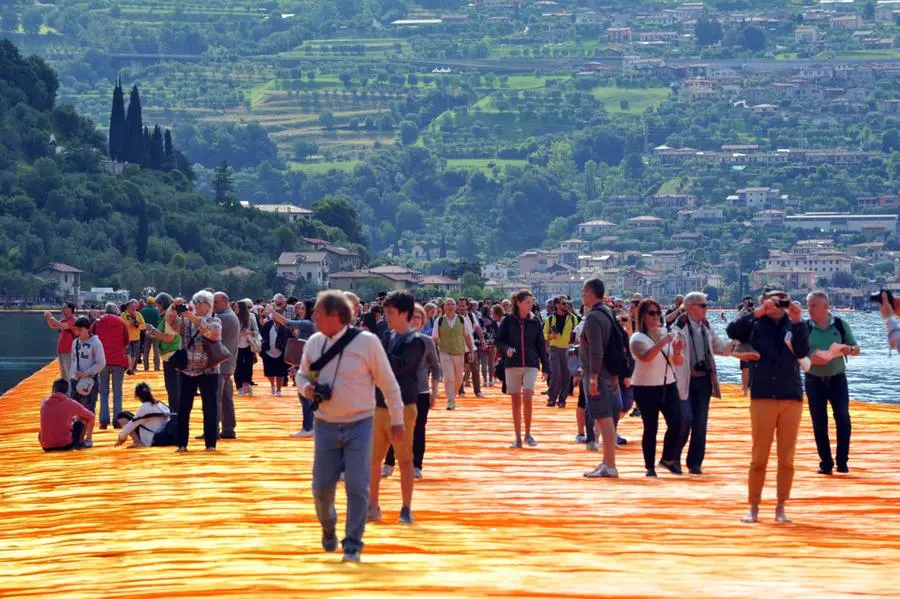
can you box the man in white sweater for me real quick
[298,290,404,564]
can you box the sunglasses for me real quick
[617,318,628,324]
[694,304,709,309]
[646,310,661,316]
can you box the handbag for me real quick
[248,330,262,353]
[284,338,306,366]
[168,329,200,371]
[204,336,231,368]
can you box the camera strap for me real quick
[311,326,362,381]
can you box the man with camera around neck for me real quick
[298,291,404,564]
[727,287,809,525]
[672,292,731,476]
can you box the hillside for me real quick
[0,39,358,301]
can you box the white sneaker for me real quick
[275,390,282,397]
[413,468,423,480]
[587,441,600,452]
[290,429,314,438]
[584,464,619,478]
[367,505,382,522]
[381,464,393,478]
[246,387,253,396]
[270,386,277,395]
[237,388,244,396]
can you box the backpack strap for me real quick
[833,317,847,345]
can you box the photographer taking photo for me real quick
[298,291,404,564]
[727,287,809,525]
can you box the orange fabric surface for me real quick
[1,363,899,598]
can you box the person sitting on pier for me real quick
[115,383,174,447]
[39,379,95,451]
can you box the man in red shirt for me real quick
[39,379,95,451]
[92,303,130,429]
[45,303,77,379]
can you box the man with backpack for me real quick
[544,297,578,408]
[578,278,628,479]
[805,291,859,476]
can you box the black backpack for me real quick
[594,306,632,377]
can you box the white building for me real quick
[252,203,313,223]
[421,275,462,294]
[784,213,899,233]
[876,0,900,22]
[734,187,783,209]
[626,215,665,229]
[577,219,617,236]
[648,249,688,273]
[764,250,854,276]
[82,287,130,306]
[34,263,83,300]
[482,262,513,280]
[795,26,819,45]
[560,239,591,253]
[276,251,329,286]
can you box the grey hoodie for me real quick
[69,335,107,380]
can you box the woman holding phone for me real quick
[629,298,684,477]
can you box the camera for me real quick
[693,359,711,374]
[175,304,188,314]
[312,382,333,404]
[870,289,895,306]
[776,298,791,309]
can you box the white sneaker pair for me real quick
[584,464,619,478]
[290,429,314,438]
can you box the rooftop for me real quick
[36,263,83,274]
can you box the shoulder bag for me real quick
[168,328,200,371]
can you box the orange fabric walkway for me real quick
[1,362,899,598]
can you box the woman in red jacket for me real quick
[92,303,130,429]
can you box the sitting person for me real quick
[39,379,96,451]
[115,383,174,447]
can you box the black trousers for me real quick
[384,393,431,470]
[176,373,219,449]
[163,360,180,413]
[235,347,255,389]
[634,383,682,471]
[805,372,851,471]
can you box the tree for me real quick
[150,125,164,170]
[275,225,297,251]
[339,72,353,88]
[863,1,875,20]
[399,120,419,146]
[407,73,418,86]
[319,111,335,129]
[164,129,173,157]
[22,7,42,35]
[108,79,126,161]
[742,26,766,52]
[695,19,723,46]
[293,139,318,161]
[312,195,363,244]
[124,85,143,164]
[212,161,234,206]
[831,271,858,288]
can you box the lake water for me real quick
[0,311,897,403]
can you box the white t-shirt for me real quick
[267,324,282,358]
[629,331,677,387]
[120,402,170,447]
[886,316,900,350]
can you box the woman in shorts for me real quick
[495,289,549,448]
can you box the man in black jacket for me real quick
[727,287,809,524]
[369,290,425,525]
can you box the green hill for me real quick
[0,39,355,301]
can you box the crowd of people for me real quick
[37,280,900,563]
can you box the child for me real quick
[69,316,106,414]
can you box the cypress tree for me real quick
[108,78,126,161]
[164,129,173,156]
[124,85,143,164]
[142,126,151,167]
[151,125,164,170]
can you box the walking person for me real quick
[213,292,240,440]
[121,300,146,375]
[140,297,162,371]
[579,279,622,478]
[495,289,549,448]
[432,298,474,411]
[630,298,685,477]
[175,290,223,453]
[297,291,404,563]
[805,291,859,475]
[44,302,77,380]
[543,297,577,408]
[672,292,731,475]
[727,287,809,524]
[368,291,425,525]
[260,308,290,396]
[235,299,260,397]
[383,303,441,479]
[92,303,129,429]
[479,305,497,388]
[457,297,485,398]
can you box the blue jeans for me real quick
[300,397,314,432]
[312,416,373,554]
[98,365,125,426]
